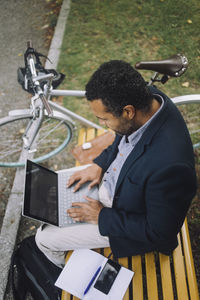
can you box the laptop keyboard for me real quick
[58,172,90,226]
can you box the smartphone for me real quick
[94,259,121,294]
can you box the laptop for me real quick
[23,160,99,227]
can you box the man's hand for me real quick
[67,164,103,192]
[67,196,104,224]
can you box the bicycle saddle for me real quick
[135,54,188,77]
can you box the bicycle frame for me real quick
[49,88,102,129]
[7,88,103,152]
[171,94,200,105]
[19,43,103,150]
[1,47,199,167]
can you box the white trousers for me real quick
[35,183,112,268]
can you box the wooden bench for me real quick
[62,127,199,300]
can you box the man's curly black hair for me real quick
[85,60,153,116]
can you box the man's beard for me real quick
[115,121,141,136]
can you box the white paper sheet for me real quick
[55,249,134,300]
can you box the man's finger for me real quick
[71,202,86,207]
[67,174,81,187]
[67,205,82,213]
[73,179,88,192]
[88,179,99,190]
[84,196,99,203]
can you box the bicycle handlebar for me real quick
[25,40,53,116]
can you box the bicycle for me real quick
[0,42,102,167]
[0,42,199,167]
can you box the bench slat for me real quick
[159,253,174,300]
[97,128,106,135]
[173,234,189,299]
[102,247,112,258]
[145,252,159,300]
[86,127,96,141]
[78,128,86,145]
[132,256,143,300]
[75,128,87,166]
[181,220,199,300]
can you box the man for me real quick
[36,60,196,268]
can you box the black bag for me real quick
[10,235,62,300]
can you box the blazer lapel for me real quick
[114,96,171,195]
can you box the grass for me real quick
[55,0,200,291]
[58,0,200,104]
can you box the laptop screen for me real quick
[24,160,58,226]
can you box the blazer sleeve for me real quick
[98,163,197,244]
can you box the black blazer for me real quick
[94,86,197,257]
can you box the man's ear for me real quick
[123,105,135,120]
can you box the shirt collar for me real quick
[125,95,164,146]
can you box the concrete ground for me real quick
[0,0,74,298]
[0,0,50,229]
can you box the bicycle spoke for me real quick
[0,148,22,159]
[37,120,65,145]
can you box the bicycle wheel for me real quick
[172,94,200,151]
[0,114,73,167]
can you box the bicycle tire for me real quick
[0,114,73,167]
[172,94,200,150]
